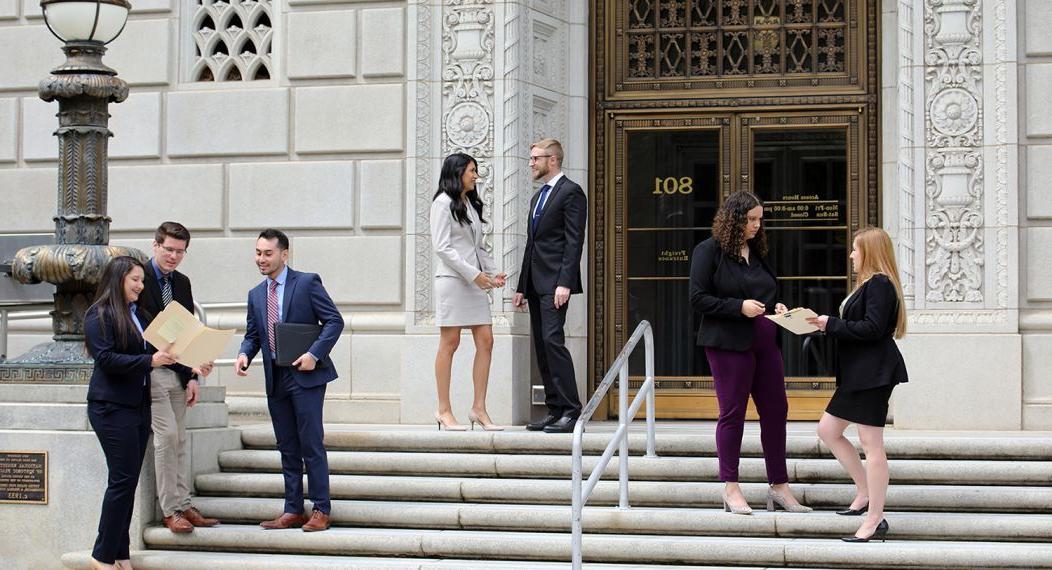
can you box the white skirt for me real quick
[434,276,491,327]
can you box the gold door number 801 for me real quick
[652,177,694,195]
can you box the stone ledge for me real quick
[193,473,1052,513]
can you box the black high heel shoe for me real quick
[836,502,869,516]
[841,519,889,543]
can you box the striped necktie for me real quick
[161,274,173,307]
[267,280,279,354]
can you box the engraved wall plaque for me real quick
[0,451,47,505]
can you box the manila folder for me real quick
[143,302,234,367]
[764,308,820,335]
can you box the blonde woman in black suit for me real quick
[807,227,909,543]
[430,153,506,431]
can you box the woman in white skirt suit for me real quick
[430,153,506,431]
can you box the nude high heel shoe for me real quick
[766,487,813,513]
[434,411,467,431]
[468,411,504,431]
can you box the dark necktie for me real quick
[531,184,552,232]
[161,274,173,307]
[267,280,279,354]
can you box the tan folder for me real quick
[765,307,820,335]
[142,302,235,368]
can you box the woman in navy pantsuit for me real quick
[84,256,177,570]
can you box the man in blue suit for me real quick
[235,228,344,532]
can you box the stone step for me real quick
[0,383,226,404]
[189,496,1052,542]
[218,449,1052,486]
[239,425,1052,460]
[194,473,1052,513]
[136,525,1052,568]
[0,401,228,431]
[60,550,816,570]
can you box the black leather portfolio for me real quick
[273,323,325,368]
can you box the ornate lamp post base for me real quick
[0,41,142,384]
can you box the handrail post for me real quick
[0,309,8,361]
[571,426,584,570]
[618,363,629,509]
[644,325,656,458]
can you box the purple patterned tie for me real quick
[267,280,279,354]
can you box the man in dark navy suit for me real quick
[512,138,588,434]
[235,228,344,532]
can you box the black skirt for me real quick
[825,384,896,427]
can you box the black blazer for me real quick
[825,274,909,392]
[689,237,779,351]
[516,175,588,296]
[138,260,195,387]
[85,304,153,407]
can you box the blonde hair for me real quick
[530,138,564,163]
[852,227,907,339]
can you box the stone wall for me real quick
[1020,0,1052,428]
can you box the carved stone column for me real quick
[891,0,1020,428]
[0,42,145,382]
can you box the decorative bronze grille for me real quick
[615,0,853,94]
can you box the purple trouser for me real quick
[704,316,789,484]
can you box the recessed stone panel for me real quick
[361,8,404,78]
[1026,65,1052,137]
[111,237,264,304]
[286,10,357,79]
[292,236,402,305]
[294,84,404,154]
[350,334,402,395]
[1027,0,1052,55]
[167,89,289,157]
[109,92,162,158]
[0,169,57,232]
[0,0,16,19]
[1027,145,1052,218]
[359,159,404,228]
[0,98,15,161]
[1027,229,1052,300]
[104,19,171,86]
[108,165,224,231]
[0,25,61,91]
[21,97,57,162]
[228,161,354,230]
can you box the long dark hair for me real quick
[711,191,768,259]
[433,153,486,226]
[87,255,146,350]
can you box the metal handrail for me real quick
[0,302,54,361]
[571,320,656,570]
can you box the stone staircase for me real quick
[63,424,1052,569]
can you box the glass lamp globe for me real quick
[40,0,131,44]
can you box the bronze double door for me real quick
[605,109,868,419]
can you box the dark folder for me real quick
[273,323,325,368]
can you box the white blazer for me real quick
[430,193,497,281]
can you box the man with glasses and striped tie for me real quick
[140,221,219,534]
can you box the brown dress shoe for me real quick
[260,512,309,529]
[163,512,194,533]
[301,509,331,532]
[182,506,219,527]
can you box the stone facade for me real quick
[0,0,1048,429]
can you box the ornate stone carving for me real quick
[414,2,436,326]
[923,0,985,303]
[897,0,916,300]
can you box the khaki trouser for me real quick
[150,367,191,517]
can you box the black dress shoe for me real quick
[543,414,579,433]
[836,503,869,516]
[527,413,560,431]
[841,519,889,543]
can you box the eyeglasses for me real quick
[159,246,187,257]
[529,154,553,163]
